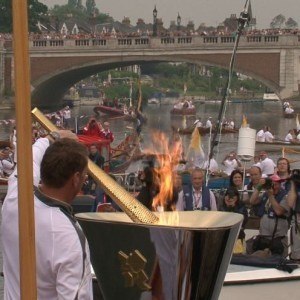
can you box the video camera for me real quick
[261,177,273,190]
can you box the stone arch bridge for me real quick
[1,34,300,105]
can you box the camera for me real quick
[262,177,273,190]
[290,169,300,185]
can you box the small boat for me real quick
[263,93,280,101]
[93,105,125,116]
[255,140,300,152]
[284,112,295,119]
[148,98,160,105]
[173,125,238,135]
[170,107,196,116]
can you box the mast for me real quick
[12,0,37,298]
[207,0,250,177]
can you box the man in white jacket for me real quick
[2,131,93,299]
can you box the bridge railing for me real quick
[26,34,300,50]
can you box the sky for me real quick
[41,0,300,29]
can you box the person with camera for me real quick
[275,157,291,192]
[249,174,290,256]
[286,169,300,262]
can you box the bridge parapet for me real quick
[23,34,300,51]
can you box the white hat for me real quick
[194,119,200,125]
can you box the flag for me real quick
[188,127,204,155]
[241,115,248,127]
[183,83,187,94]
[187,127,205,167]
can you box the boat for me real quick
[93,104,125,116]
[284,112,295,119]
[148,97,160,105]
[173,125,238,135]
[263,93,280,101]
[255,140,300,152]
[170,107,196,116]
[78,132,140,173]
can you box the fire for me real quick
[143,131,183,212]
[241,115,248,128]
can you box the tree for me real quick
[68,0,77,8]
[270,14,286,29]
[0,0,48,32]
[86,0,98,16]
[285,17,298,29]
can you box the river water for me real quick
[1,99,300,171]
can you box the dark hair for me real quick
[41,139,88,188]
[223,187,241,209]
[229,170,243,187]
[277,157,291,173]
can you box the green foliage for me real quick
[86,0,97,16]
[50,4,88,23]
[0,0,48,32]
[270,14,286,29]
[285,17,298,29]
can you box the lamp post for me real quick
[153,5,157,37]
[177,13,181,31]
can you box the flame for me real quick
[241,115,248,128]
[143,131,183,211]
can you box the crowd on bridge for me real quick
[1,27,300,42]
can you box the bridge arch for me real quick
[31,53,280,106]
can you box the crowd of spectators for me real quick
[1,27,300,42]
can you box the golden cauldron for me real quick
[76,211,242,300]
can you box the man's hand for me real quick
[57,130,78,141]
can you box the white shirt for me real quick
[203,159,219,173]
[285,133,293,142]
[223,158,239,176]
[256,129,265,142]
[260,157,276,175]
[1,138,93,300]
[63,109,71,119]
[196,121,203,128]
[264,131,274,142]
[206,119,212,128]
[0,158,14,176]
[176,188,217,211]
[285,107,294,114]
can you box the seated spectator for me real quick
[229,169,244,190]
[256,126,266,142]
[284,129,296,143]
[264,126,275,142]
[222,151,241,176]
[176,168,217,211]
[259,151,276,175]
[220,187,248,253]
